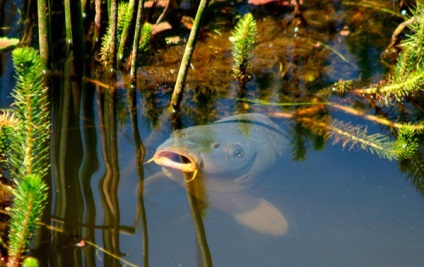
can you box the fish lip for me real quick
[153,148,200,172]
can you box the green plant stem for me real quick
[94,0,102,49]
[64,0,73,53]
[352,71,424,96]
[8,193,35,267]
[130,0,145,80]
[110,0,118,68]
[169,0,210,112]
[184,174,213,267]
[37,0,49,66]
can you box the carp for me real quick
[150,113,289,236]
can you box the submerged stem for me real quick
[169,0,210,112]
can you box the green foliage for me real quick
[4,47,50,266]
[101,1,130,64]
[101,2,152,66]
[230,13,257,78]
[10,47,50,179]
[8,174,48,265]
[330,120,397,160]
[392,125,419,159]
[22,257,39,267]
[139,23,153,52]
[0,110,19,178]
[377,2,424,99]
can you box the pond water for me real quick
[1,0,424,266]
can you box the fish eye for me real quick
[228,144,244,158]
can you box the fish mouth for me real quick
[153,148,200,172]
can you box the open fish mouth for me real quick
[153,148,200,172]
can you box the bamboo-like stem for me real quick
[110,0,118,68]
[37,0,49,66]
[184,174,213,267]
[94,0,102,49]
[169,0,210,112]
[71,0,85,59]
[64,0,73,53]
[130,0,145,80]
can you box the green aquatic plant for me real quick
[117,0,137,65]
[101,1,151,68]
[7,174,47,267]
[22,257,39,267]
[0,47,50,266]
[298,116,396,160]
[392,125,420,159]
[139,23,152,52]
[101,1,130,65]
[9,47,50,178]
[0,111,19,178]
[239,97,421,160]
[341,1,424,100]
[170,0,211,113]
[230,13,257,80]
[37,0,49,65]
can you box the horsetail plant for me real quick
[7,174,47,267]
[10,47,50,178]
[101,1,134,66]
[230,13,257,80]
[2,47,51,267]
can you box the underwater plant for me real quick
[334,1,424,100]
[101,1,130,66]
[170,0,211,113]
[9,47,50,178]
[230,13,258,81]
[101,1,152,68]
[7,174,47,267]
[0,47,50,267]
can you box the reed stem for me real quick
[130,0,145,80]
[169,0,210,112]
[37,0,49,66]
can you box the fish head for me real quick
[153,125,258,191]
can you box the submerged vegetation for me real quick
[0,47,50,266]
[230,13,257,82]
[1,0,424,265]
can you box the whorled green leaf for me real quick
[330,119,397,160]
[10,47,50,179]
[230,13,258,77]
[139,23,152,52]
[22,257,40,267]
[8,174,48,265]
[392,125,419,159]
[100,1,131,64]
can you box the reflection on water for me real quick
[1,0,424,266]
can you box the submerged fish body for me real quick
[154,113,287,192]
[152,113,289,236]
